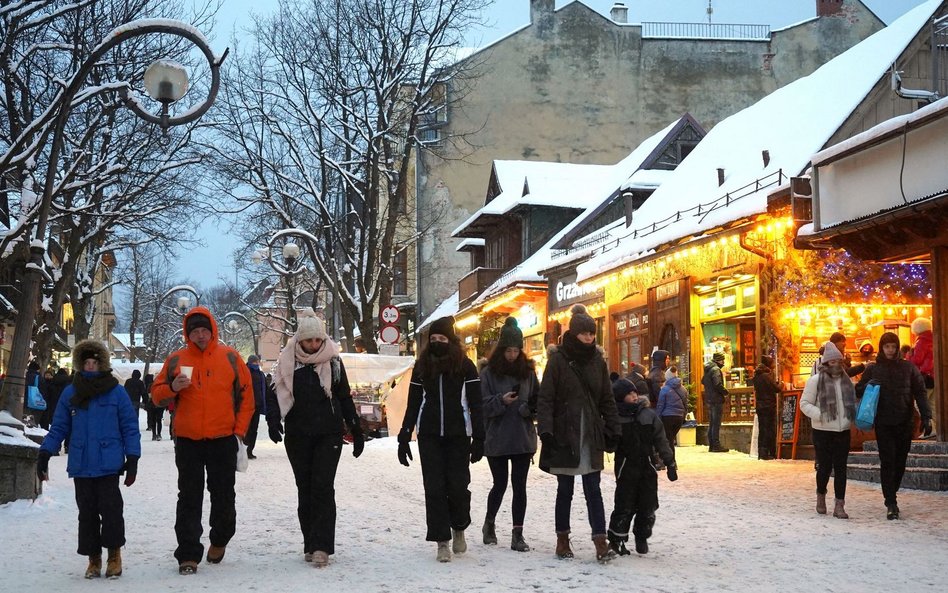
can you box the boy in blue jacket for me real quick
[37,340,141,579]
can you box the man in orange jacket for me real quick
[152,307,253,575]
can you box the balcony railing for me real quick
[642,22,770,41]
[458,267,503,306]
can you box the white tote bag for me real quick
[236,436,249,472]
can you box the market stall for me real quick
[340,353,414,437]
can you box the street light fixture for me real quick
[223,311,259,357]
[141,284,201,383]
[259,230,317,341]
[0,19,225,420]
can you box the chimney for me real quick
[610,2,629,24]
[762,150,771,167]
[816,0,843,17]
[717,168,725,186]
[530,0,555,24]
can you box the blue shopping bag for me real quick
[26,375,47,411]
[855,382,879,431]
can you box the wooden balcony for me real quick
[458,267,503,307]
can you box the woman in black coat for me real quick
[537,304,620,563]
[855,332,931,520]
[398,316,484,563]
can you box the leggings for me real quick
[485,453,532,527]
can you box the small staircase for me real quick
[848,440,948,491]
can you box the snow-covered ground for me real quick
[3,418,946,592]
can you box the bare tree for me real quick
[203,0,490,352]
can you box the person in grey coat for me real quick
[479,317,539,552]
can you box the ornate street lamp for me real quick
[141,285,201,383]
[0,20,225,420]
[224,311,259,357]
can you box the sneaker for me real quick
[178,561,198,575]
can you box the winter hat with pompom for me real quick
[568,304,597,335]
[295,307,327,341]
[497,317,524,349]
[912,317,932,335]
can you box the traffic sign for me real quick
[380,304,400,324]
[380,325,401,344]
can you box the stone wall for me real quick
[0,443,40,504]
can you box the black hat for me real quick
[712,352,725,364]
[429,316,457,341]
[612,378,637,402]
[185,313,213,335]
[497,317,524,350]
[568,304,596,335]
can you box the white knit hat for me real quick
[821,341,843,364]
[295,307,327,341]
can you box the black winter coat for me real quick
[701,361,728,405]
[402,357,484,440]
[266,357,359,437]
[615,398,675,476]
[855,358,930,426]
[537,334,620,473]
[752,365,781,411]
[124,377,146,409]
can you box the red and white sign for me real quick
[380,304,400,325]
[379,325,401,344]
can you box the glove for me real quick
[36,449,51,481]
[539,432,556,450]
[397,429,413,467]
[122,456,139,487]
[922,418,933,437]
[666,464,678,482]
[351,428,365,459]
[469,438,484,463]
[268,419,284,444]
[604,433,619,454]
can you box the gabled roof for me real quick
[111,333,146,349]
[575,0,944,282]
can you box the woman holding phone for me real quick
[478,317,540,552]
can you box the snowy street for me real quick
[3,425,947,592]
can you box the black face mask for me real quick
[429,341,449,357]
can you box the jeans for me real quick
[707,403,723,447]
[74,475,124,556]
[875,422,913,506]
[485,453,532,527]
[284,433,343,554]
[812,429,850,500]
[173,436,238,563]
[555,472,606,536]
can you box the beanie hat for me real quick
[429,316,457,341]
[712,352,725,364]
[247,355,260,364]
[185,313,213,335]
[911,317,932,334]
[497,317,524,349]
[296,308,328,341]
[612,378,637,402]
[820,341,843,364]
[652,349,669,368]
[568,304,596,335]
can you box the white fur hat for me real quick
[911,317,932,335]
[295,307,327,341]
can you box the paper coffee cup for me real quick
[180,366,193,379]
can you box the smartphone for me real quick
[511,384,520,394]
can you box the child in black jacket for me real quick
[607,379,678,555]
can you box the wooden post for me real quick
[931,246,948,442]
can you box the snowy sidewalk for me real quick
[2,436,946,592]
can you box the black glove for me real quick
[397,429,413,467]
[922,418,933,437]
[351,428,365,459]
[667,464,678,482]
[539,432,556,450]
[36,449,51,481]
[470,438,484,463]
[268,419,284,444]
[604,433,619,454]
[122,456,139,487]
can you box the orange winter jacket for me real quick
[152,307,254,440]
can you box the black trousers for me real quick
[661,416,684,462]
[875,422,914,506]
[173,436,238,564]
[284,433,343,555]
[608,457,658,543]
[812,429,850,500]
[418,434,472,542]
[148,408,164,436]
[756,408,776,459]
[485,453,532,527]
[74,475,125,556]
[245,413,261,455]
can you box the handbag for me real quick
[855,381,880,431]
[26,375,47,411]
[236,436,249,472]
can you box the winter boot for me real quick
[206,544,226,564]
[510,527,530,552]
[592,534,616,563]
[555,531,574,559]
[833,499,849,519]
[887,504,900,520]
[304,552,314,563]
[634,536,649,555]
[816,493,827,515]
[482,519,497,545]
[451,528,467,554]
[436,541,451,563]
[312,551,329,568]
[178,561,198,575]
[85,554,102,579]
[608,538,631,556]
[105,548,122,578]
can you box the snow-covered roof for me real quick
[111,333,145,349]
[621,169,676,191]
[574,0,942,283]
[455,238,485,252]
[417,290,459,333]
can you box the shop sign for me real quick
[655,280,679,301]
[800,336,819,352]
[549,271,603,310]
[616,318,627,332]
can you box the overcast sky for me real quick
[176,0,932,298]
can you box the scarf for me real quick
[815,368,856,423]
[70,371,119,409]
[561,331,597,364]
[272,335,340,418]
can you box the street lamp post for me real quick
[141,285,201,382]
[0,20,225,419]
[258,231,313,342]
[224,312,259,357]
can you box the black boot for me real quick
[608,538,631,556]
[634,536,649,554]
[482,519,497,545]
[510,527,529,552]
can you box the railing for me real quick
[458,267,503,305]
[642,22,770,41]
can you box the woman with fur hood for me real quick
[478,317,539,552]
[37,340,141,579]
[855,332,931,520]
[537,304,621,563]
[265,309,364,568]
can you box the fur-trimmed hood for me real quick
[72,339,112,372]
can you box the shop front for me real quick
[610,278,691,379]
[546,268,606,351]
